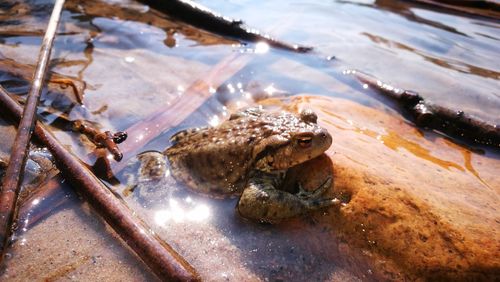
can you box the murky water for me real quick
[0,0,498,280]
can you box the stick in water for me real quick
[0,85,200,281]
[0,0,66,260]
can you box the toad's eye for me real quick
[297,136,313,148]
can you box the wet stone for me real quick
[283,95,500,280]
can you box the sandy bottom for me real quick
[1,197,157,281]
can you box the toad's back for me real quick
[165,114,272,195]
[165,108,331,196]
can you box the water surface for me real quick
[0,0,498,280]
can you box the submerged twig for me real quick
[139,0,313,53]
[11,50,256,231]
[350,70,500,148]
[0,0,66,261]
[0,57,86,104]
[64,0,236,47]
[0,86,200,281]
[72,120,127,161]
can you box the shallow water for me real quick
[0,0,499,280]
[198,0,500,121]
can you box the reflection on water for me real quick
[154,198,211,225]
[361,31,500,79]
[254,42,270,54]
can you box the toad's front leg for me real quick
[237,175,339,223]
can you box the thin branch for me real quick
[72,120,127,161]
[351,70,500,148]
[139,0,313,53]
[0,86,200,281]
[11,50,255,235]
[0,57,86,104]
[0,0,66,260]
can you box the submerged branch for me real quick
[351,71,500,148]
[0,85,200,281]
[72,120,127,161]
[6,50,257,234]
[64,0,237,47]
[139,0,313,53]
[0,57,86,104]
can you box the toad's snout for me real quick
[318,129,333,150]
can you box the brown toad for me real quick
[164,107,339,222]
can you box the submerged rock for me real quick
[277,95,500,280]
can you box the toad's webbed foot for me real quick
[237,175,339,223]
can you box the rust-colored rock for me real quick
[274,95,500,280]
